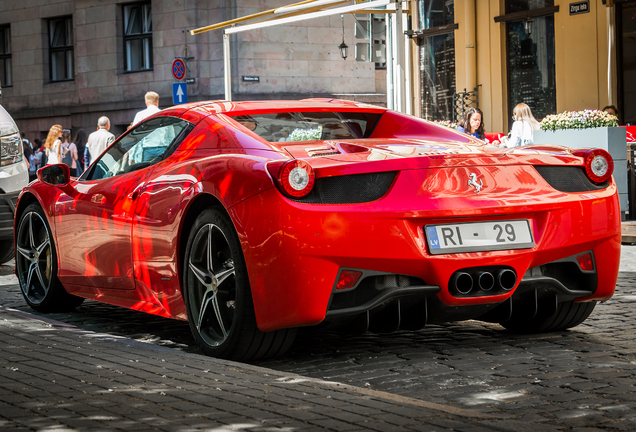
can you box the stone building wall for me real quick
[0,0,383,141]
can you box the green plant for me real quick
[540,109,619,131]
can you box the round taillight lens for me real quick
[279,160,315,197]
[582,149,613,183]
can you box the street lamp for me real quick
[339,14,348,60]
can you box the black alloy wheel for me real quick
[183,207,295,361]
[15,203,84,312]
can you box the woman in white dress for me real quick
[508,103,540,147]
[44,124,63,165]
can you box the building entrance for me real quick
[504,1,556,122]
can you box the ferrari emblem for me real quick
[468,173,483,194]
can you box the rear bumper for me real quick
[232,170,621,332]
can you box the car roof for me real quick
[175,99,387,116]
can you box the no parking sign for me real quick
[172,59,186,80]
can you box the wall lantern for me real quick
[339,41,349,60]
[524,17,534,36]
[339,14,348,60]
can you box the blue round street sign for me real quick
[172,58,186,80]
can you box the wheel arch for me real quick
[14,192,42,238]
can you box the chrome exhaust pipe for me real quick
[498,269,517,291]
[452,272,473,294]
[477,272,495,291]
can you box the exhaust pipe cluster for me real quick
[450,268,517,296]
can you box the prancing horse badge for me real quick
[468,173,483,194]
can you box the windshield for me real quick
[230,111,381,142]
[0,104,18,137]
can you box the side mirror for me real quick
[38,164,70,187]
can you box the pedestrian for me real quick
[86,116,115,162]
[73,129,87,174]
[21,132,33,152]
[33,139,45,169]
[22,139,31,173]
[60,129,79,176]
[603,105,619,118]
[132,91,161,126]
[457,107,485,140]
[28,139,42,181]
[506,103,540,147]
[44,124,63,165]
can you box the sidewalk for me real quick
[0,303,510,431]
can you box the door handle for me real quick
[131,190,139,201]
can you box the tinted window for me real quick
[230,111,381,142]
[85,117,191,181]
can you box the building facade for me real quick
[0,0,629,142]
[409,0,628,134]
[0,0,386,140]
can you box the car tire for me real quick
[0,240,13,264]
[15,203,84,312]
[183,207,296,361]
[501,300,596,333]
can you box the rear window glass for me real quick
[230,111,381,142]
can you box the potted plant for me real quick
[533,109,622,151]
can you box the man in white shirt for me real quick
[132,91,161,126]
[86,116,115,161]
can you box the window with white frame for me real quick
[123,2,153,72]
[49,17,74,82]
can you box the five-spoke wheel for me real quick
[186,220,237,348]
[183,208,295,361]
[15,204,84,312]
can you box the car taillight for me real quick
[279,160,315,197]
[336,270,362,290]
[576,252,594,271]
[577,149,613,183]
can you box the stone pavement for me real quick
[1,247,636,430]
[0,302,509,432]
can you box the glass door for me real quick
[618,1,636,125]
[505,1,556,121]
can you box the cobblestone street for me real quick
[1,249,636,430]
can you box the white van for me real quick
[0,103,29,264]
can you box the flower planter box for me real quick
[533,127,628,213]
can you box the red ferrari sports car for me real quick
[15,99,621,361]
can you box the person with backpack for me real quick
[60,129,79,176]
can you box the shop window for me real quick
[0,25,11,87]
[415,0,456,121]
[49,16,74,82]
[123,2,153,72]
[497,1,557,122]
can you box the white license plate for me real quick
[425,220,534,255]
